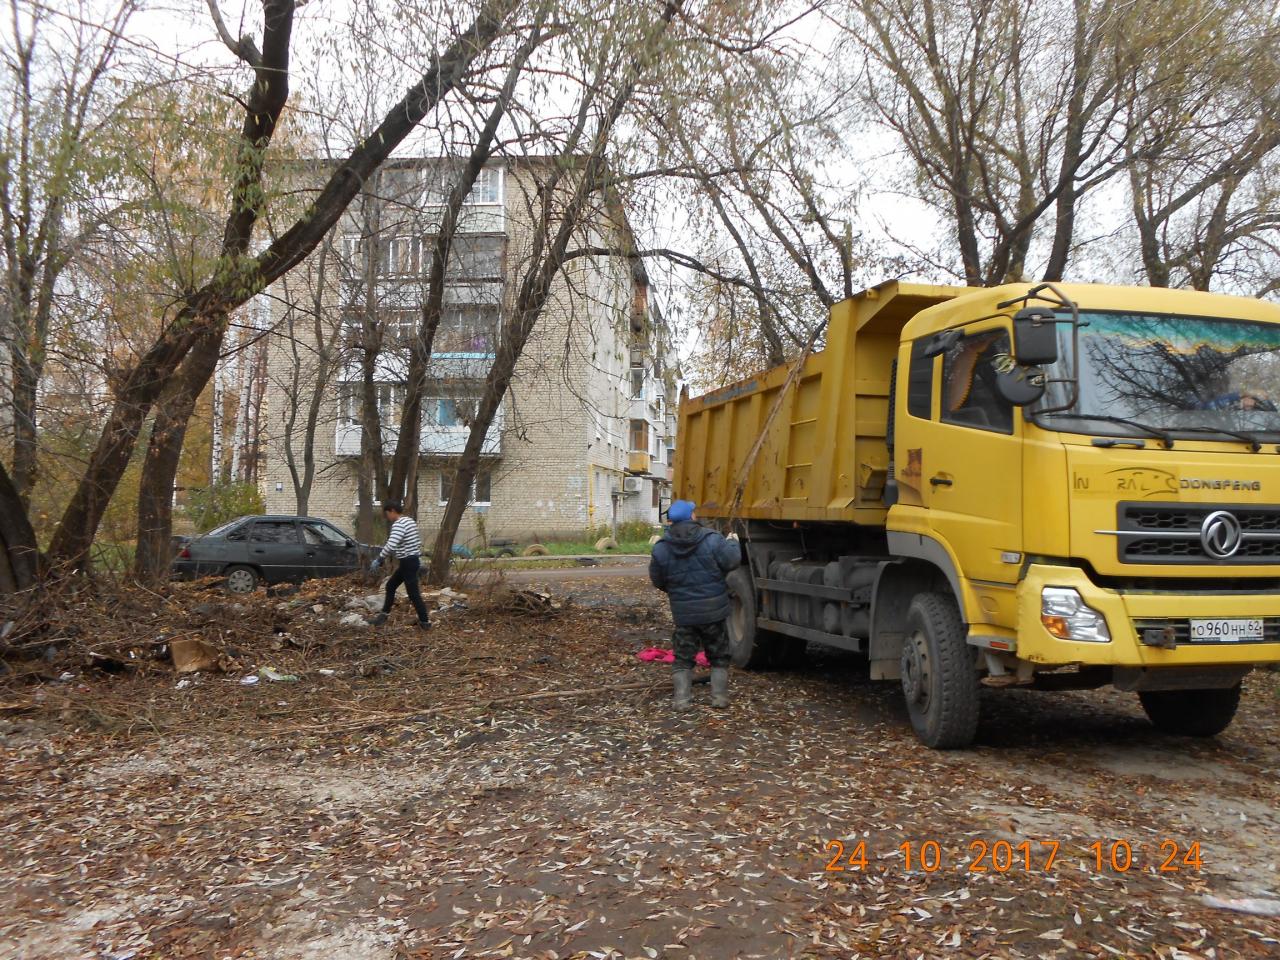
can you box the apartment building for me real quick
[257,157,679,547]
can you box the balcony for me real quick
[335,406,503,458]
[627,450,651,474]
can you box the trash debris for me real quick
[57,671,76,682]
[317,668,337,676]
[1202,895,1280,917]
[259,667,299,683]
[344,594,384,613]
[175,679,193,690]
[506,589,560,613]
[338,612,370,628]
[637,647,709,667]
[594,537,619,551]
[240,674,259,686]
[522,543,549,557]
[170,638,221,674]
[311,604,325,614]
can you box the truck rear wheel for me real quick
[726,567,775,669]
[901,592,979,749]
[1139,684,1241,737]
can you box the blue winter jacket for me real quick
[649,521,742,626]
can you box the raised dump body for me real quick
[676,281,964,526]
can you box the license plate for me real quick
[1190,618,1264,642]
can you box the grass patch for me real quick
[540,539,652,555]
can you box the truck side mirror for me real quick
[996,365,1046,406]
[1013,307,1059,365]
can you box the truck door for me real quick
[913,324,1023,585]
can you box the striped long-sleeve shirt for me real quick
[380,516,422,560]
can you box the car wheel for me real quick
[225,565,260,595]
[900,592,979,749]
[1139,684,1241,737]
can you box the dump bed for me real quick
[675,281,965,526]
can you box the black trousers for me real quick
[383,555,429,622]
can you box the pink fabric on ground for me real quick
[636,647,709,667]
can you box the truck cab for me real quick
[676,280,1280,748]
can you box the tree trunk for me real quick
[0,459,39,594]
[133,324,225,580]
[10,348,39,507]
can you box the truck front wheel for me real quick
[901,592,980,749]
[1138,685,1241,737]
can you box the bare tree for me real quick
[0,0,136,510]
[849,0,1149,285]
[0,0,525,585]
[1123,1,1280,291]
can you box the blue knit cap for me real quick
[668,499,696,523]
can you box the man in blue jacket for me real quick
[649,499,742,711]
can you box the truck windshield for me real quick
[1031,311,1280,444]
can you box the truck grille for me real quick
[1132,617,1280,644]
[1108,502,1280,565]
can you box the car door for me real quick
[248,520,308,583]
[923,323,1023,585]
[300,520,359,579]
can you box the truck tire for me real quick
[900,592,979,749]
[726,567,774,669]
[1139,684,1241,737]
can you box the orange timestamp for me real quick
[824,838,1204,874]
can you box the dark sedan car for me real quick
[171,515,377,594]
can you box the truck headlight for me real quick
[1041,587,1111,642]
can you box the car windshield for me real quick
[1032,311,1280,442]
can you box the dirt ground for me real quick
[1,570,1278,960]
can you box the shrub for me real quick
[185,482,265,533]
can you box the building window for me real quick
[338,382,359,423]
[629,419,648,452]
[424,165,503,207]
[430,397,479,428]
[467,167,502,204]
[338,383,403,424]
[651,482,660,508]
[378,236,420,276]
[437,304,499,353]
[629,368,645,399]
[439,470,492,505]
[339,234,367,275]
[385,308,418,344]
[448,235,504,281]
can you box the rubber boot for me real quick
[672,669,693,712]
[710,667,730,709]
[369,612,388,626]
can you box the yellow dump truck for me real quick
[676,280,1280,747]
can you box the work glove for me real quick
[370,555,383,571]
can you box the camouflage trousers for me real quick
[672,620,731,670]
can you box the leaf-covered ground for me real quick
[2,572,1278,959]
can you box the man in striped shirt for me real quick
[369,502,430,630]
